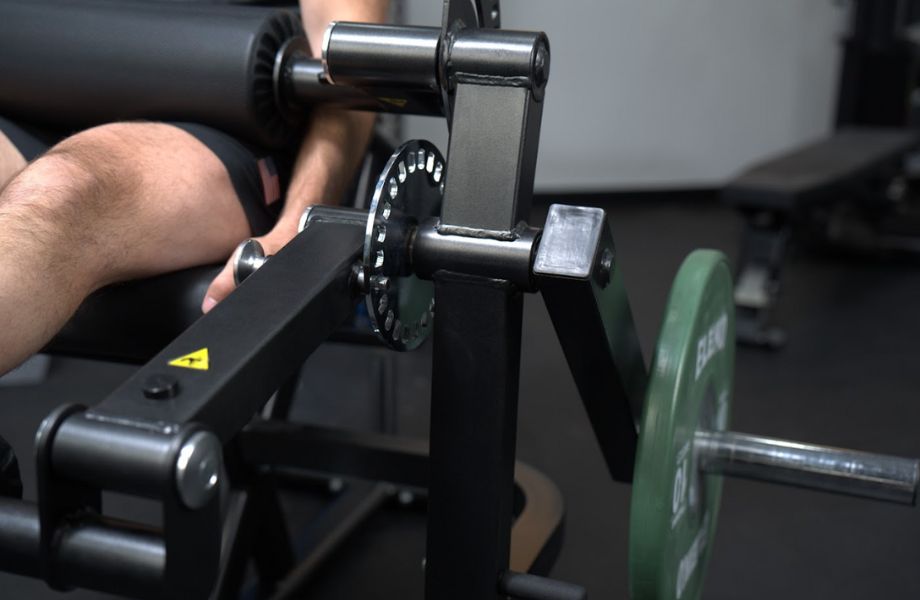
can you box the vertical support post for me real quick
[426,273,523,599]
[425,21,547,599]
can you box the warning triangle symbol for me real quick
[168,348,209,371]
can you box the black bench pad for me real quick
[46,265,381,365]
[724,127,919,211]
[46,266,221,364]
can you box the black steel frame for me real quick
[0,2,648,598]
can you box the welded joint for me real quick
[412,218,539,290]
[444,29,550,101]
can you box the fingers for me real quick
[201,225,299,314]
[202,261,235,313]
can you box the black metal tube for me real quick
[323,22,440,88]
[499,572,587,600]
[0,498,40,578]
[87,223,364,443]
[0,499,165,596]
[56,519,165,597]
[288,58,386,111]
[412,220,538,289]
[697,431,920,505]
[51,415,179,500]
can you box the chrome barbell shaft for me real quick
[695,430,920,506]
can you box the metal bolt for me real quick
[232,239,268,286]
[597,248,615,288]
[175,431,222,510]
[143,373,180,400]
[371,275,391,293]
[397,489,415,506]
[352,263,367,293]
[533,43,550,90]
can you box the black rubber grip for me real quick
[0,0,305,149]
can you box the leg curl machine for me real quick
[0,1,917,599]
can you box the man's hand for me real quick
[202,0,388,313]
[201,220,298,313]
[201,108,377,313]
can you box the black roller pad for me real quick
[0,0,306,149]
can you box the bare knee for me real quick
[0,124,144,229]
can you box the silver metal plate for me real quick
[533,204,605,279]
[363,140,445,351]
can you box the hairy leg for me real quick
[0,122,251,373]
[0,131,26,189]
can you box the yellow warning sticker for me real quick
[378,96,409,108]
[168,348,209,371]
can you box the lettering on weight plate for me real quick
[695,313,727,380]
[675,513,711,599]
[715,389,729,430]
[670,442,690,529]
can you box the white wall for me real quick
[402,0,849,192]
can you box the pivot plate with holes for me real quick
[364,139,445,351]
[629,250,735,600]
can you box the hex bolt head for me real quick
[597,248,615,288]
[175,431,222,510]
[143,373,180,400]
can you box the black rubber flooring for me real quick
[0,198,919,598]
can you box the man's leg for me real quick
[0,122,252,373]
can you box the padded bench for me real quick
[725,127,919,212]
[725,126,920,348]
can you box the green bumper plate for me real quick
[629,250,735,600]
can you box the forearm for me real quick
[278,0,390,228]
[277,108,377,234]
[201,0,390,310]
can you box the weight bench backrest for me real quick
[724,127,919,212]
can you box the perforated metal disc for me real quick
[363,140,445,351]
[629,250,735,600]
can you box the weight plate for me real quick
[364,139,445,351]
[629,250,735,600]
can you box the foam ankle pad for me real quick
[0,0,305,149]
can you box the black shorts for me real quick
[0,116,290,236]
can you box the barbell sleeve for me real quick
[695,430,920,506]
